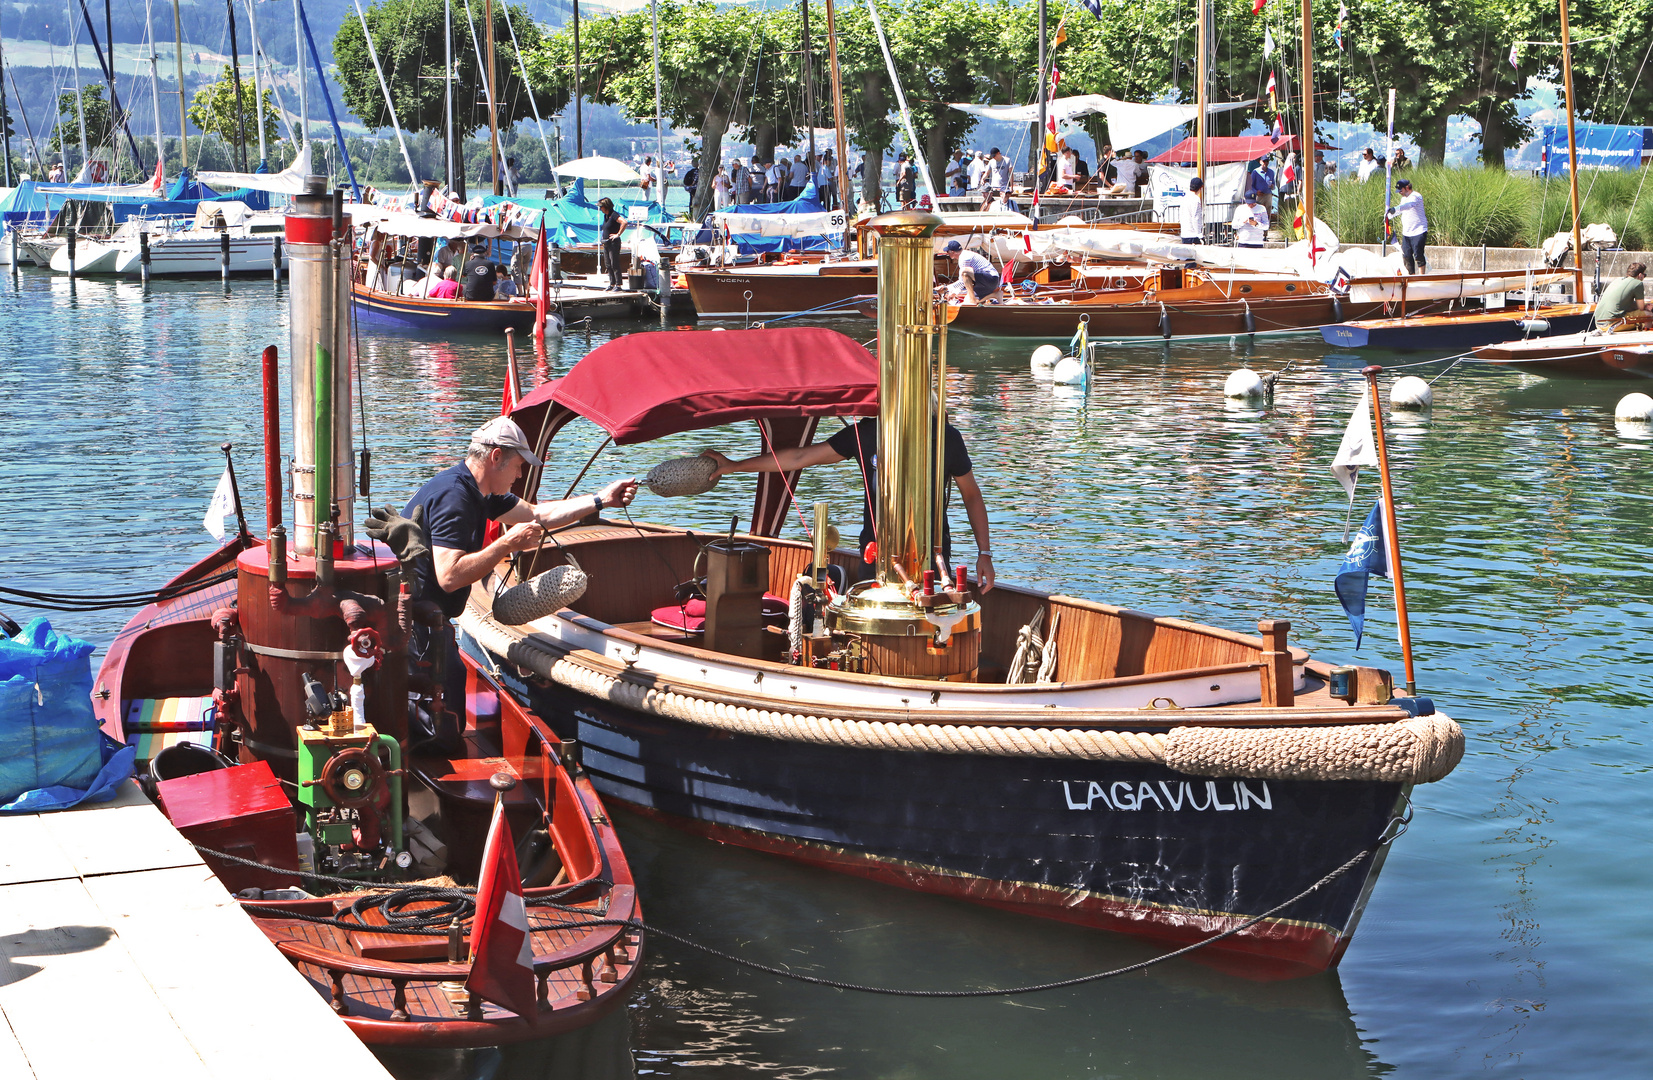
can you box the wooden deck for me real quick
[0,781,391,1079]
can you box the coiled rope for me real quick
[203,840,1376,997]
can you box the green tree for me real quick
[48,84,113,153]
[332,0,553,142]
[187,66,282,161]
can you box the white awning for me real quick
[948,95,1257,150]
[352,206,533,240]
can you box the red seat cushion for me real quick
[652,598,706,631]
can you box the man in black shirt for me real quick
[700,418,994,591]
[599,197,625,290]
[400,416,639,738]
[462,243,501,301]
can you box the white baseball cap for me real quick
[469,416,542,467]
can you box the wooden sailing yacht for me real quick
[461,210,1463,978]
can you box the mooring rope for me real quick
[0,568,238,612]
[202,840,1376,996]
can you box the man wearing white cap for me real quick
[404,415,638,619]
[398,417,638,745]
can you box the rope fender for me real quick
[459,606,1462,784]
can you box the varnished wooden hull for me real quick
[947,292,1390,339]
[683,263,882,319]
[1473,331,1653,378]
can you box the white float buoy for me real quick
[1031,344,1062,377]
[1615,392,1653,421]
[1052,356,1086,385]
[1224,368,1265,399]
[1390,375,1433,411]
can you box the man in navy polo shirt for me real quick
[401,416,638,742]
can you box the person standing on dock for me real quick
[699,422,995,593]
[599,197,625,290]
[396,417,638,746]
[1231,191,1270,249]
[1179,177,1206,244]
[1592,262,1653,329]
[1386,178,1429,275]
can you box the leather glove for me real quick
[364,504,431,569]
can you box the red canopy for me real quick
[1150,135,1304,164]
[515,326,878,445]
[508,327,880,535]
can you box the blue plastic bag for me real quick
[0,617,107,805]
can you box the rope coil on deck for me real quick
[459,605,1461,785]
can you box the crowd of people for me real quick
[362,233,544,302]
[701,151,848,210]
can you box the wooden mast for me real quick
[823,0,854,238]
[1299,0,1315,258]
[1559,0,1585,298]
[1195,0,1208,185]
[171,0,187,170]
[1363,365,1416,694]
[485,0,500,195]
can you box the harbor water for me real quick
[1,269,1648,1078]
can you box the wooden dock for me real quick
[0,780,392,1079]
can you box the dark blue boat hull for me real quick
[516,678,1403,977]
[1321,309,1595,350]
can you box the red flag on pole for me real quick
[150,157,165,194]
[531,218,550,344]
[1252,0,1269,13]
[465,801,538,1019]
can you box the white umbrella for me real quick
[556,155,641,183]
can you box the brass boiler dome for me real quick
[825,210,980,681]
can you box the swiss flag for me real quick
[531,218,550,344]
[465,801,538,1019]
[481,342,524,548]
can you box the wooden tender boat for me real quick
[460,212,1465,980]
[1472,325,1653,377]
[92,182,641,1048]
[1321,269,1593,350]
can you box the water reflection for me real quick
[3,269,1651,1077]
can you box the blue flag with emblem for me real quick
[1334,499,1388,647]
[1077,0,1102,18]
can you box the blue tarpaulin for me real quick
[0,172,269,232]
[0,618,135,812]
[698,181,836,253]
[1539,124,1652,175]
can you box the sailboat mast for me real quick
[572,0,582,158]
[246,0,267,166]
[147,0,164,178]
[444,0,454,191]
[293,0,308,154]
[1559,0,1584,287]
[171,0,186,168]
[67,0,90,175]
[484,0,499,195]
[823,0,852,229]
[1195,0,1207,184]
[649,0,664,203]
[800,0,816,173]
[0,37,12,187]
[1298,0,1315,258]
[1035,0,1045,182]
[225,0,248,171]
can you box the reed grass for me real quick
[1312,165,1653,250]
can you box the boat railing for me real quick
[266,883,639,1019]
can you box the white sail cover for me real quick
[710,208,848,238]
[949,95,1257,150]
[1038,222,1345,278]
[352,206,534,240]
[198,145,314,196]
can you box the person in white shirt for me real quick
[1357,148,1381,183]
[1105,150,1147,195]
[1056,147,1079,189]
[987,147,1012,191]
[944,151,963,193]
[789,155,809,197]
[712,165,732,209]
[1231,191,1270,248]
[943,239,1002,303]
[1178,176,1205,243]
[967,151,986,191]
[1386,177,1429,274]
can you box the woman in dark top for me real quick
[599,197,625,290]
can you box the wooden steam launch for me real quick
[93,178,641,1048]
[461,210,1465,979]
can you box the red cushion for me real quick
[652,598,706,631]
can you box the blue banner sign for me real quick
[1539,124,1651,175]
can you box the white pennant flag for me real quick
[1263,27,1276,59]
[1330,386,1378,500]
[203,467,236,541]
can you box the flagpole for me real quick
[1383,88,1395,255]
[1298,0,1315,260]
[1362,365,1416,694]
